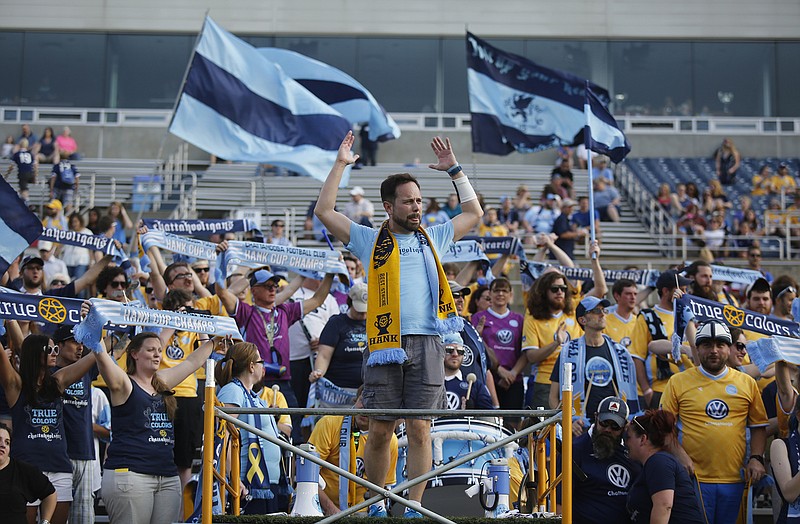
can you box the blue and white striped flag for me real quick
[257,47,400,142]
[466,32,611,155]
[0,177,43,277]
[169,17,353,185]
[583,85,631,163]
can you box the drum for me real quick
[395,418,515,488]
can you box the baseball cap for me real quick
[448,280,472,296]
[561,198,577,208]
[53,325,75,343]
[575,296,610,319]
[38,241,54,252]
[655,269,691,291]
[596,396,629,428]
[546,193,561,201]
[695,321,732,346]
[20,255,44,269]
[249,269,280,287]
[44,199,63,210]
[746,277,771,298]
[347,282,368,313]
[350,186,365,196]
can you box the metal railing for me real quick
[200,360,576,524]
[614,165,678,254]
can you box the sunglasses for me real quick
[171,272,193,281]
[734,342,747,352]
[598,419,622,431]
[777,286,797,300]
[550,285,568,293]
[273,223,285,228]
[50,279,68,286]
[194,267,210,273]
[145,287,154,294]
[43,345,59,356]
[749,253,762,258]
[109,280,128,289]
[254,360,265,365]
[445,346,465,355]
[587,307,608,316]
[255,283,278,291]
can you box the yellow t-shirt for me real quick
[605,310,649,395]
[521,311,582,384]
[660,367,768,483]
[308,415,398,510]
[257,387,292,428]
[161,331,200,397]
[635,306,694,393]
[775,175,797,192]
[751,175,768,196]
[192,295,227,381]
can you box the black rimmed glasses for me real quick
[445,346,465,356]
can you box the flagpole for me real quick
[127,13,210,260]
[584,81,597,260]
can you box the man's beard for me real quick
[394,214,420,232]
[692,283,716,301]
[549,296,565,311]
[592,431,619,460]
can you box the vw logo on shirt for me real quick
[496,329,513,345]
[705,399,729,420]
[607,464,631,489]
[446,391,461,410]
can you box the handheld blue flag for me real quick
[0,177,44,277]
[169,17,353,185]
[466,32,610,155]
[257,47,400,142]
[583,86,631,164]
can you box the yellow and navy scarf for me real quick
[366,221,463,366]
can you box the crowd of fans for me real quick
[0,130,798,524]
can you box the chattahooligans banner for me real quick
[140,230,218,262]
[675,294,800,338]
[441,240,491,266]
[521,259,659,287]
[218,241,349,282]
[682,262,762,285]
[40,227,122,256]
[142,218,259,236]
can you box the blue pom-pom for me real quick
[435,315,464,335]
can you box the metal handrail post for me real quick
[536,428,547,511]
[548,423,556,512]
[562,362,573,524]
[201,360,215,524]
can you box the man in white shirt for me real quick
[39,240,69,285]
[343,186,375,227]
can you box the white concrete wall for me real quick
[2,0,799,39]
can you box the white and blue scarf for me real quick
[217,241,349,283]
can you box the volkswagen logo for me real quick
[705,399,729,420]
[496,329,513,345]
[607,464,631,489]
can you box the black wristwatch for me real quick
[749,454,765,465]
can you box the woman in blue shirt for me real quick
[625,410,704,524]
[0,334,96,524]
[93,329,214,524]
[217,342,288,514]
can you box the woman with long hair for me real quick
[625,410,705,523]
[216,342,289,514]
[0,334,97,524]
[106,201,133,247]
[91,327,214,524]
[36,126,58,164]
[466,285,491,321]
[715,138,741,185]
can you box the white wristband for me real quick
[452,175,477,203]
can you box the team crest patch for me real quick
[39,297,67,323]
[723,305,745,327]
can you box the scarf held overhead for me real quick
[218,241,349,284]
[142,218,260,236]
[366,222,463,366]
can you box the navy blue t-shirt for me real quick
[11,150,35,174]
[317,313,366,389]
[459,322,488,384]
[558,430,641,524]
[104,378,177,476]
[52,365,97,460]
[10,392,71,473]
[627,451,704,524]
[551,340,618,421]
[444,375,494,411]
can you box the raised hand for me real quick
[428,136,458,172]
[336,131,359,166]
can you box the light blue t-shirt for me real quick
[347,221,455,335]
[217,381,282,483]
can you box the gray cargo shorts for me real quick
[362,334,445,420]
